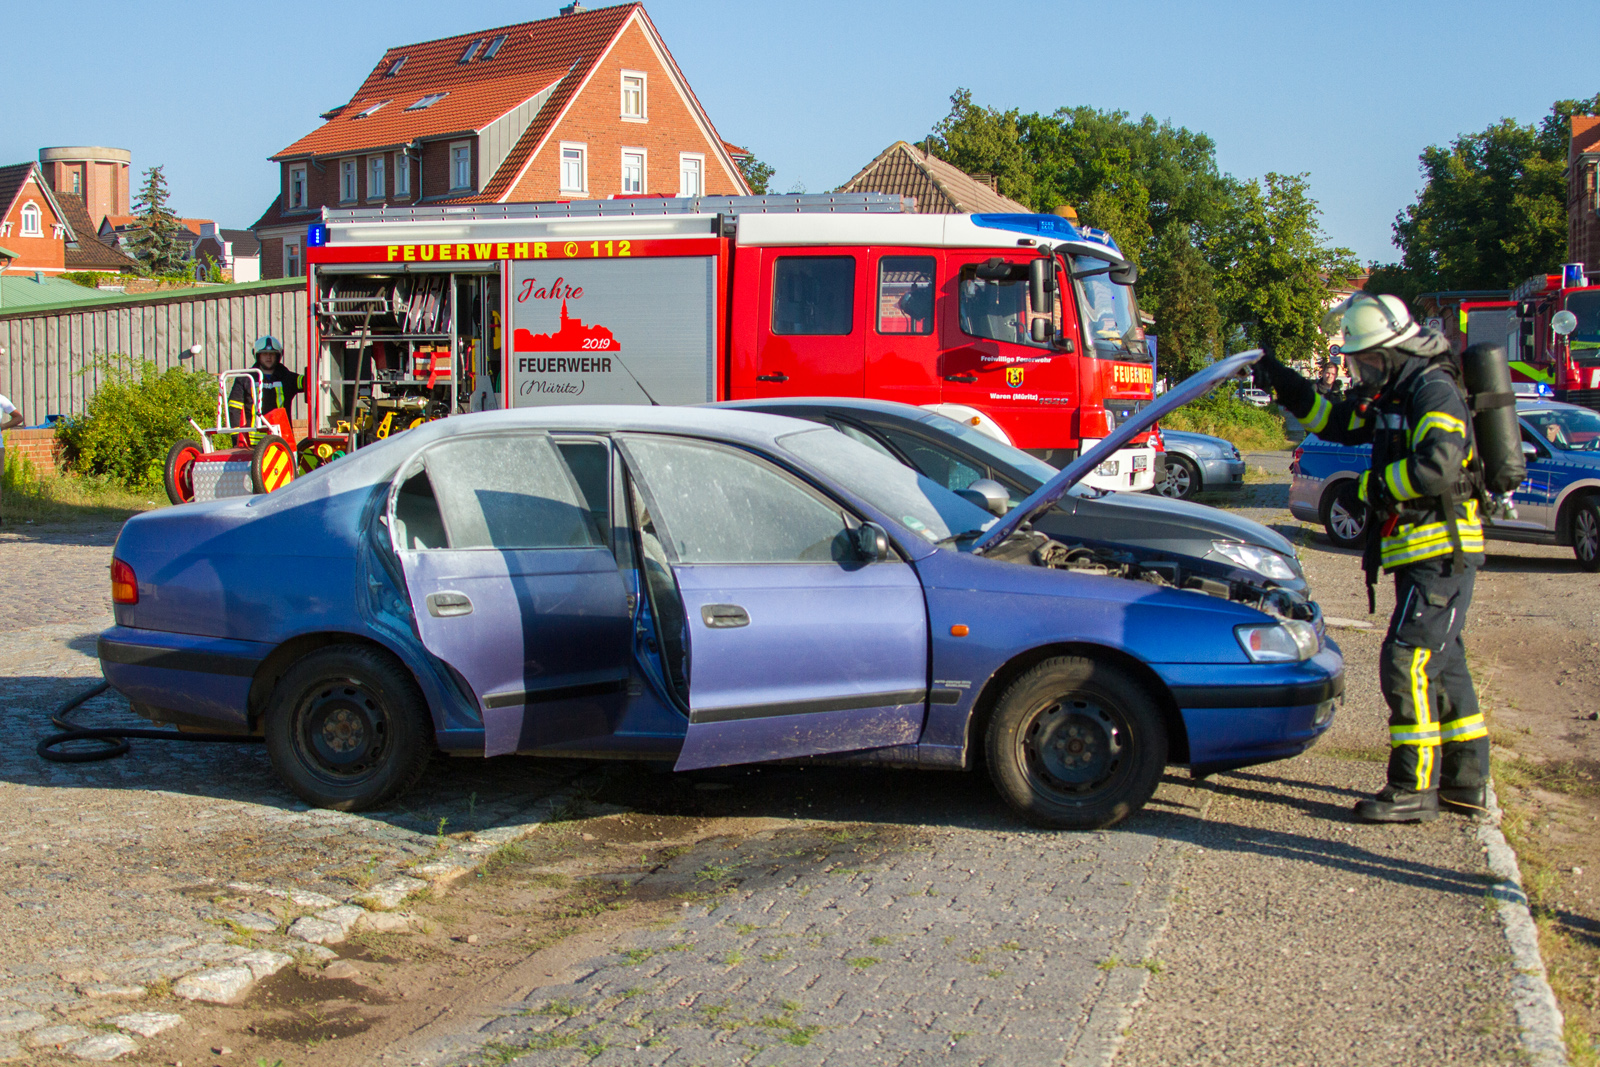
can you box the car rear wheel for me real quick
[163,438,202,505]
[264,646,434,811]
[985,656,1167,830]
[1157,454,1200,500]
[1573,497,1600,572]
[1322,480,1367,549]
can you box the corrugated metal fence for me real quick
[0,280,308,422]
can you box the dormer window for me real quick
[406,92,448,111]
[459,39,485,63]
[353,100,388,119]
[385,55,407,77]
[20,201,42,237]
[483,35,508,59]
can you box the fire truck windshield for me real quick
[1072,256,1146,361]
[1564,291,1600,351]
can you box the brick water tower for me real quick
[37,146,131,224]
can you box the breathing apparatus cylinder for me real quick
[1461,343,1525,495]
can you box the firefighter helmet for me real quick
[252,334,284,356]
[1325,292,1417,354]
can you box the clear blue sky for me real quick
[5,0,1595,265]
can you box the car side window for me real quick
[555,438,611,538]
[828,420,899,461]
[393,471,448,550]
[873,426,987,493]
[957,261,1050,348]
[877,256,935,335]
[620,436,853,564]
[420,434,601,550]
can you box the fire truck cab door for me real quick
[864,251,943,406]
[748,250,866,396]
[939,252,1070,413]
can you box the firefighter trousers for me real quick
[1379,556,1490,793]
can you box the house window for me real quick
[20,202,42,237]
[340,159,357,202]
[450,142,472,190]
[621,150,645,195]
[483,34,507,59]
[284,240,302,277]
[385,55,407,77]
[368,156,385,200]
[394,153,410,197]
[406,92,447,111]
[289,165,307,209]
[560,143,586,193]
[71,171,81,196]
[621,72,646,120]
[459,39,485,63]
[678,154,703,198]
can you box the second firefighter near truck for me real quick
[1259,293,1492,824]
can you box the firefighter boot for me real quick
[1354,785,1440,823]
[1439,784,1488,817]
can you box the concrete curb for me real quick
[1482,782,1568,1067]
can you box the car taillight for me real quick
[111,559,138,605]
[1291,445,1303,472]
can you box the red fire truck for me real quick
[300,194,1157,489]
[1508,265,1600,409]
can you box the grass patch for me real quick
[1,448,158,524]
[1161,389,1292,451]
[846,956,879,969]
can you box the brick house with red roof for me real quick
[252,2,749,279]
[1569,115,1600,274]
[0,162,72,273]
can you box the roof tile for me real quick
[838,141,1032,215]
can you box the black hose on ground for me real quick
[38,680,264,763]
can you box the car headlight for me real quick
[1213,540,1299,580]
[1235,620,1319,662]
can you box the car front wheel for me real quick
[985,656,1167,830]
[264,645,434,811]
[1322,480,1367,549]
[1573,497,1600,572]
[1157,454,1200,500]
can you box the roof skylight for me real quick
[405,92,448,111]
[460,39,485,63]
[353,100,388,119]
[483,35,508,59]
[385,56,407,77]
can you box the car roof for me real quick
[716,395,934,423]
[1517,399,1592,415]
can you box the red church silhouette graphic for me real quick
[513,300,618,362]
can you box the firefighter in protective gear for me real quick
[1257,292,1489,823]
[229,335,305,428]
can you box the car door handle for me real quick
[426,591,473,618]
[700,603,749,628]
[943,374,978,383]
[756,373,789,383]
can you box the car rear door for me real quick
[616,433,929,770]
[390,431,631,757]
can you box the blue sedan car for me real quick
[1290,398,1600,569]
[1156,429,1248,500]
[99,354,1341,829]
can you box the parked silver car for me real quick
[1157,430,1247,500]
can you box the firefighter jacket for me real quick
[228,363,304,427]
[1299,355,1484,571]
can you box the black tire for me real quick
[163,438,202,505]
[1156,454,1201,500]
[249,434,296,495]
[1572,497,1600,572]
[264,645,434,811]
[1321,479,1367,549]
[985,656,1167,830]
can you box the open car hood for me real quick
[972,349,1264,554]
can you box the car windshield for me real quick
[1565,291,1600,351]
[1072,255,1146,360]
[1523,407,1600,451]
[778,427,997,546]
[913,411,1061,485]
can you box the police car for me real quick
[1289,399,1600,569]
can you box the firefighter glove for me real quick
[1256,351,1319,421]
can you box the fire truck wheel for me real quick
[1572,497,1600,572]
[163,439,203,505]
[985,656,1166,830]
[250,435,297,494]
[264,645,434,811]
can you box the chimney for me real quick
[972,173,998,193]
[560,2,587,13]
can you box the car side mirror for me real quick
[854,521,890,562]
[1110,263,1138,286]
[956,478,1010,517]
[1521,441,1538,457]
[1031,317,1051,344]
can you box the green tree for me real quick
[126,166,187,277]
[1143,227,1221,380]
[1209,172,1359,363]
[1369,94,1600,302]
[737,154,776,195]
